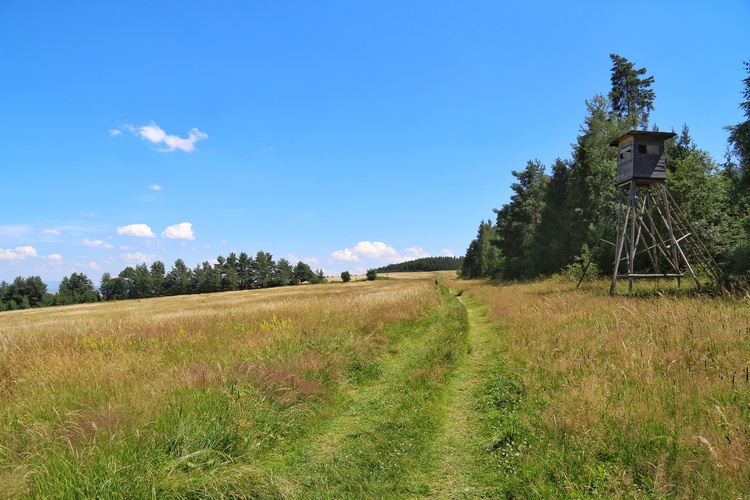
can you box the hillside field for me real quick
[1,273,749,497]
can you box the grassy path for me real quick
[426,292,502,498]
[272,286,468,497]
[271,286,506,498]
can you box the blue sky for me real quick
[1,1,748,286]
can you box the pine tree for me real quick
[666,125,729,258]
[293,261,316,284]
[725,61,750,192]
[494,160,548,280]
[724,60,750,276]
[165,259,191,296]
[460,220,502,279]
[134,263,153,298]
[567,94,629,273]
[253,251,275,288]
[118,267,137,299]
[608,54,656,129]
[274,258,294,286]
[237,252,253,290]
[150,261,166,296]
[532,158,576,275]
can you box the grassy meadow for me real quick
[1,272,749,497]
[453,278,750,497]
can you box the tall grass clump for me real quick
[460,278,750,497]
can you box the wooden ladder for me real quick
[663,189,724,285]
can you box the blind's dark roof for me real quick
[609,130,677,147]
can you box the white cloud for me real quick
[149,184,162,191]
[43,228,61,235]
[82,238,114,249]
[0,246,38,261]
[331,248,359,262]
[305,257,320,265]
[161,222,195,240]
[109,129,122,137]
[121,252,157,264]
[88,262,103,271]
[403,246,430,260]
[124,122,208,152]
[47,254,62,261]
[331,241,432,265]
[352,241,399,261]
[117,224,155,238]
[441,249,455,257]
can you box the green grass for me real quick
[3,273,750,497]
[458,277,750,497]
[266,285,471,498]
[1,276,476,498]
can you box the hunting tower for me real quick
[608,130,720,294]
[613,131,674,185]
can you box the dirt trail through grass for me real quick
[274,287,503,498]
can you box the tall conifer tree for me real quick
[608,54,656,129]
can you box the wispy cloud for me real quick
[117,121,207,152]
[161,222,195,240]
[109,129,122,137]
[42,228,61,235]
[149,184,162,191]
[82,238,114,249]
[121,252,157,265]
[403,246,429,260]
[0,246,38,261]
[117,224,156,238]
[0,225,33,238]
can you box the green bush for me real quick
[341,271,352,283]
[366,269,377,281]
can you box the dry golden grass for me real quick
[0,279,442,497]
[6,271,742,497]
[325,270,457,282]
[457,278,750,496]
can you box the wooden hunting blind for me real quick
[606,130,721,294]
[611,130,675,185]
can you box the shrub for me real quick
[341,271,351,283]
[366,269,377,281]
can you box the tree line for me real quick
[375,256,463,273]
[461,55,750,284]
[0,251,327,311]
